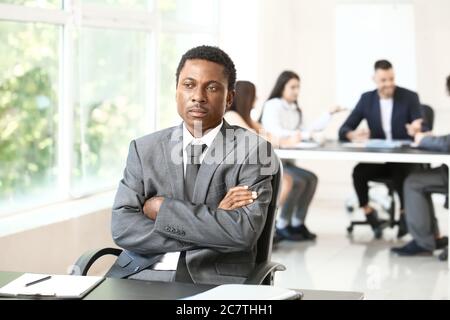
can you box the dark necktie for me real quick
[176,142,207,283]
[184,143,207,202]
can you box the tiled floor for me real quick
[271,198,450,299]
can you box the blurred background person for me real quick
[225,80,296,241]
[259,71,343,241]
[391,75,450,257]
[338,60,424,238]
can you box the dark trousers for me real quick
[352,163,418,210]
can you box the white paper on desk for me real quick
[182,284,301,300]
[0,273,104,299]
[341,142,366,148]
[365,139,411,149]
[291,141,319,149]
[341,140,412,149]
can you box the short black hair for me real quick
[374,60,393,71]
[447,75,450,95]
[176,45,236,90]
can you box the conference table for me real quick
[275,141,450,268]
[0,271,364,300]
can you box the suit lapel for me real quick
[193,121,235,203]
[162,124,185,200]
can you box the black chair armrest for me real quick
[70,247,122,276]
[244,261,286,285]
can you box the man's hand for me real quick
[329,105,347,115]
[218,186,258,210]
[406,119,423,137]
[346,128,370,142]
[414,131,433,145]
[143,196,165,220]
[280,131,302,147]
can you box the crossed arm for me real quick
[111,140,275,255]
[143,186,257,220]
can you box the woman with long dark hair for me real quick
[225,81,260,131]
[260,71,342,241]
[225,81,297,217]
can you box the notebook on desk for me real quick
[182,284,302,300]
[0,273,104,299]
[365,139,412,149]
[342,139,412,149]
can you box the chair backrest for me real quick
[421,104,434,131]
[255,158,282,265]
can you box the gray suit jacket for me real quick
[110,120,279,284]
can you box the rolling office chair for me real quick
[346,104,435,239]
[71,159,286,285]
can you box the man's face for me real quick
[373,68,396,98]
[176,59,234,136]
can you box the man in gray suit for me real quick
[109,46,278,284]
[391,75,450,256]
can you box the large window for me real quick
[82,0,152,9]
[0,0,61,9]
[72,28,148,195]
[0,20,60,213]
[159,0,218,27]
[0,0,219,215]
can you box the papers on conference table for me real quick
[182,284,302,300]
[342,139,412,149]
[291,141,320,149]
[0,273,104,299]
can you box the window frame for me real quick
[0,0,219,216]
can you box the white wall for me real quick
[0,209,115,275]
[415,0,450,133]
[221,0,450,132]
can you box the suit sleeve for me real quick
[419,135,450,153]
[339,95,365,141]
[111,140,197,255]
[154,141,278,253]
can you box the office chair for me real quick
[423,185,449,262]
[421,104,434,132]
[346,104,434,239]
[71,159,286,285]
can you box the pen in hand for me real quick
[25,275,52,287]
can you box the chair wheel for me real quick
[439,248,448,261]
[346,205,354,213]
[374,228,383,239]
[347,226,353,234]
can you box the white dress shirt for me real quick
[151,120,224,271]
[260,98,333,140]
[380,98,394,140]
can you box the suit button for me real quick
[180,231,186,236]
[165,226,170,232]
